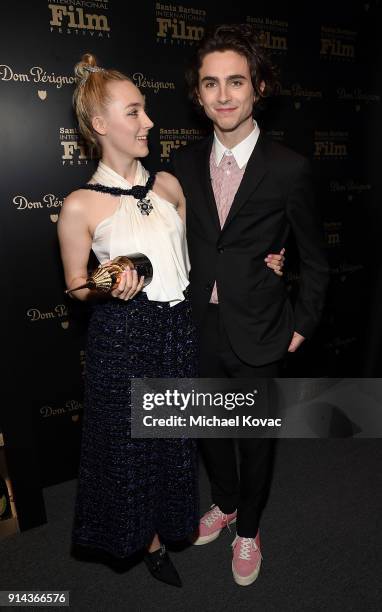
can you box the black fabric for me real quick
[198,304,279,536]
[80,172,156,199]
[72,294,199,558]
[171,131,330,367]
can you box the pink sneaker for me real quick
[192,504,237,545]
[232,532,262,586]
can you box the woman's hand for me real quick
[264,248,286,276]
[98,260,145,300]
[110,268,145,300]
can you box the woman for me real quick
[57,53,285,588]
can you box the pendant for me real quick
[137,198,153,215]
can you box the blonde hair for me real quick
[73,53,132,156]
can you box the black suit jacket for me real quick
[171,130,329,366]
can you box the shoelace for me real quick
[235,537,260,561]
[201,505,223,528]
[202,505,235,533]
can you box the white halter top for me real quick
[91,161,190,307]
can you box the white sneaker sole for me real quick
[232,559,261,586]
[192,517,237,545]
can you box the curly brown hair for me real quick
[185,23,279,109]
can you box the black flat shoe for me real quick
[143,544,182,587]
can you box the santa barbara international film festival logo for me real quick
[160,127,205,162]
[324,220,343,248]
[26,304,70,329]
[246,15,288,54]
[314,131,349,160]
[48,0,111,37]
[266,129,285,143]
[320,26,356,60]
[60,127,93,165]
[0,64,75,100]
[12,192,63,224]
[155,3,206,45]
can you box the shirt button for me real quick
[225,150,233,156]
[218,247,225,253]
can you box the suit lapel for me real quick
[193,135,221,232]
[221,130,268,233]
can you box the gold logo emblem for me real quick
[38,90,47,100]
[314,131,349,159]
[26,304,68,326]
[40,400,83,419]
[160,128,205,162]
[60,128,92,165]
[1,64,75,89]
[13,193,63,221]
[246,16,289,53]
[320,26,356,60]
[321,38,355,57]
[155,4,206,45]
[48,2,111,37]
[132,73,175,94]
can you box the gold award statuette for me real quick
[65,254,153,294]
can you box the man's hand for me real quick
[288,331,305,352]
[264,247,286,276]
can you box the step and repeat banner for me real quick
[1,1,380,485]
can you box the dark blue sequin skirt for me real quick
[72,292,199,558]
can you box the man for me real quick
[171,24,329,586]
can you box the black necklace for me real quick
[81,172,156,216]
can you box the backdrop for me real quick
[1,0,381,486]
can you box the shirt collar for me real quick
[213,120,260,169]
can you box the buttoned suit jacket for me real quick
[171,130,329,366]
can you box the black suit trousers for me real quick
[198,304,280,537]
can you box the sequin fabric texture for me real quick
[72,293,200,558]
